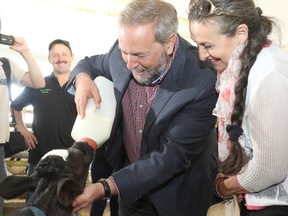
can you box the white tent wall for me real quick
[256,0,288,51]
[0,0,287,99]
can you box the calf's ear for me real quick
[0,175,33,199]
[57,178,82,206]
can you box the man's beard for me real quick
[132,51,169,85]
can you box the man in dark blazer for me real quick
[69,1,218,215]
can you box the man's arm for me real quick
[11,87,38,149]
[13,109,38,149]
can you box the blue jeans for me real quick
[0,145,8,216]
[26,163,37,202]
[118,196,158,216]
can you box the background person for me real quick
[69,0,219,215]
[11,39,77,201]
[188,0,288,215]
[0,19,45,216]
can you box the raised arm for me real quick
[10,36,45,88]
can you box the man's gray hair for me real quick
[119,0,178,44]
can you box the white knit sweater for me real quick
[237,42,288,208]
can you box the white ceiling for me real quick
[0,0,287,82]
[0,0,191,77]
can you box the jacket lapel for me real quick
[143,38,186,132]
[112,68,131,126]
[144,71,178,132]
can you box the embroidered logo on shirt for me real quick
[40,88,51,94]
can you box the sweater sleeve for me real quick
[237,72,288,192]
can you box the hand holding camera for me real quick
[0,35,30,55]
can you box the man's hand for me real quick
[9,36,29,53]
[74,73,101,118]
[19,128,38,149]
[72,183,104,213]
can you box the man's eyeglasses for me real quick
[190,0,239,17]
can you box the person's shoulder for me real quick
[178,37,203,62]
[268,42,288,60]
[178,36,197,49]
[255,42,288,72]
[44,74,55,82]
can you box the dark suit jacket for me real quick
[68,36,218,216]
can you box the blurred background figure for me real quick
[0,18,45,216]
[11,39,77,202]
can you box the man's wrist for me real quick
[74,72,90,88]
[107,177,120,196]
[97,178,111,199]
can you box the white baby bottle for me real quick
[71,76,116,151]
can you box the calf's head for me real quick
[0,141,94,216]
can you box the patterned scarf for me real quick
[213,43,246,161]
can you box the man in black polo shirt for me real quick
[11,39,77,200]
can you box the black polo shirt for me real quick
[11,73,77,164]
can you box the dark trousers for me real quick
[118,196,158,216]
[240,201,288,216]
[90,154,118,216]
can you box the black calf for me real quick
[0,142,94,216]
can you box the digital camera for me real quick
[0,34,15,45]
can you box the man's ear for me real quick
[165,33,177,56]
[57,178,82,206]
[236,24,248,44]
